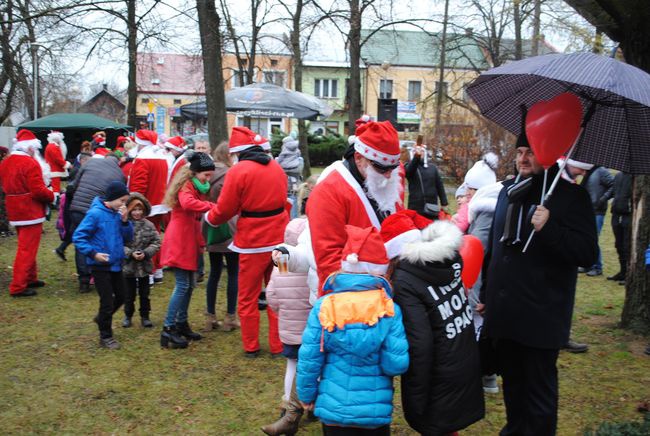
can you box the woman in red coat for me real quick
[160,152,215,349]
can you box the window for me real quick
[173,99,182,105]
[151,78,160,85]
[263,70,286,87]
[231,69,250,87]
[436,81,449,100]
[408,81,422,102]
[141,98,149,104]
[271,59,278,66]
[380,79,393,99]
[314,79,338,98]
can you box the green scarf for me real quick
[192,177,210,194]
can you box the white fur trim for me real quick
[254,134,261,142]
[346,253,359,263]
[348,135,356,145]
[332,161,381,229]
[566,158,593,170]
[400,220,462,263]
[135,136,155,147]
[354,138,400,166]
[135,145,168,160]
[149,204,170,216]
[384,229,422,259]
[13,138,42,151]
[164,142,184,152]
[10,217,46,226]
[229,143,256,153]
[341,260,388,275]
[228,242,278,253]
[50,171,68,177]
[483,152,499,170]
[468,181,503,224]
[260,141,271,151]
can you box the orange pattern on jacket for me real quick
[318,289,395,332]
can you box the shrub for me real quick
[584,413,650,436]
[270,130,348,167]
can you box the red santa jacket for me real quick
[168,155,187,183]
[128,145,169,216]
[205,159,288,253]
[307,160,394,291]
[161,181,213,271]
[0,152,54,226]
[44,143,69,177]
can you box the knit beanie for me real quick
[189,152,215,172]
[104,181,129,201]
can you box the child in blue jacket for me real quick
[73,181,133,349]
[297,225,409,435]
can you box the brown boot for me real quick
[260,387,303,435]
[220,313,239,332]
[201,312,219,332]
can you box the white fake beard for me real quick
[33,149,51,186]
[364,165,400,213]
[59,140,67,159]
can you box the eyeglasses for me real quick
[370,161,398,174]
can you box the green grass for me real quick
[0,201,649,434]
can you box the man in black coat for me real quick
[479,138,598,435]
[405,145,448,218]
[607,172,633,284]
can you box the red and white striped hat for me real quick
[353,121,400,167]
[164,136,186,152]
[135,129,158,148]
[380,210,432,259]
[341,225,389,275]
[13,129,41,152]
[229,126,270,153]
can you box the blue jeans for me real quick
[206,252,239,315]
[164,268,194,327]
[592,214,604,271]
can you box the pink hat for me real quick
[340,225,389,275]
[380,210,432,259]
[13,129,41,151]
[353,121,400,166]
[135,130,158,148]
[229,126,270,153]
[164,136,186,152]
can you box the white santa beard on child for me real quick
[364,165,400,213]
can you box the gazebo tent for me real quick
[18,113,132,158]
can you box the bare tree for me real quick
[196,0,228,145]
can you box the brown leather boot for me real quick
[201,312,219,332]
[260,387,303,435]
[220,313,239,332]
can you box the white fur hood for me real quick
[468,181,503,224]
[399,220,463,264]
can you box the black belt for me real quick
[241,207,284,218]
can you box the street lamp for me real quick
[30,42,44,120]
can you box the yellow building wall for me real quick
[364,65,479,133]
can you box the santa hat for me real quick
[116,136,127,147]
[380,210,432,259]
[353,121,400,167]
[135,129,158,148]
[13,129,41,152]
[93,131,106,146]
[340,225,389,275]
[47,131,64,144]
[229,126,270,153]
[561,156,593,170]
[348,114,374,145]
[464,154,497,190]
[164,136,186,152]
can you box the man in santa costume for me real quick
[205,126,288,357]
[308,120,402,291]
[0,130,54,297]
[91,131,110,157]
[44,130,71,207]
[165,136,191,182]
[127,129,169,282]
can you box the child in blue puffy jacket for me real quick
[297,225,409,434]
[73,181,133,350]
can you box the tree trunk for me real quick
[531,0,541,56]
[435,0,449,131]
[347,0,362,134]
[196,0,229,145]
[127,0,137,128]
[513,0,523,60]
[290,0,310,177]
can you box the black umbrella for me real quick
[467,52,650,175]
[180,83,333,121]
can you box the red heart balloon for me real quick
[525,93,583,169]
[459,235,484,289]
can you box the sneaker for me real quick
[578,267,587,273]
[586,269,602,277]
[141,317,153,328]
[562,339,589,353]
[28,280,45,288]
[196,273,205,283]
[122,316,132,328]
[244,350,261,359]
[99,337,120,350]
[79,282,91,293]
[54,247,67,261]
[607,272,624,281]
[483,374,499,394]
[153,269,164,283]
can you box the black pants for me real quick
[497,339,559,436]
[92,270,125,339]
[124,277,151,318]
[322,424,390,435]
[611,214,631,276]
